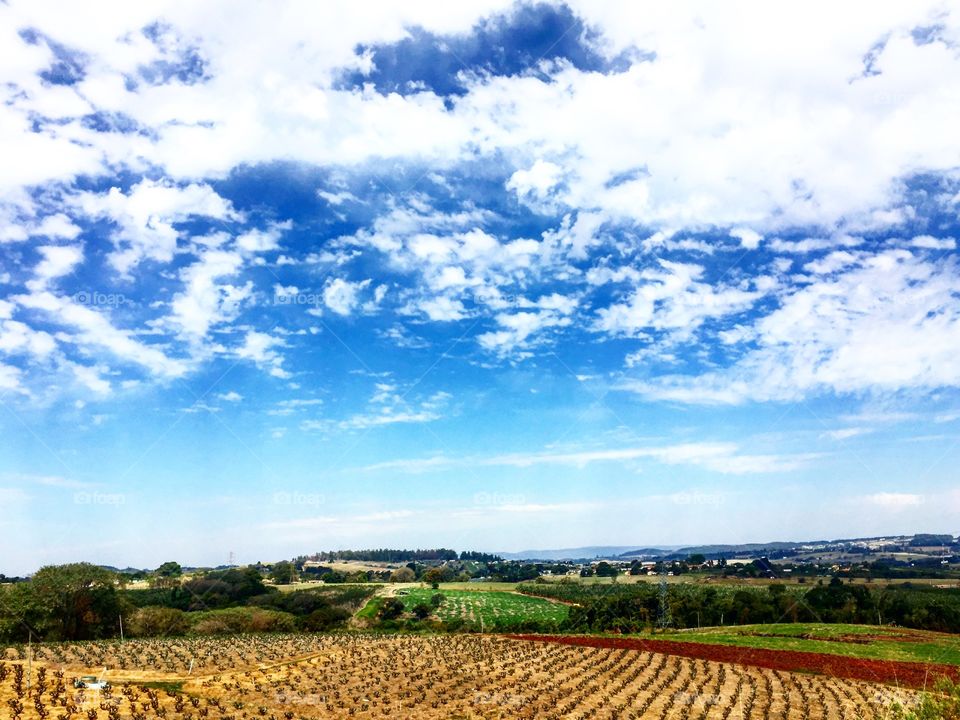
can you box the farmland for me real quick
[366,588,569,627]
[652,623,960,666]
[0,633,918,719]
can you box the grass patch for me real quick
[356,596,383,620]
[137,681,184,693]
[645,623,960,666]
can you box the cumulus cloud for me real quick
[235,330,289,378]
[77,180,239,274]
[627,250,960,403]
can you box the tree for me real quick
[28,563,121,640]
[389,567,415,583]
[595,562,618,578]
[152,561,183,589]
[303,606,350,631]
[155,561,182,577]
[269,561,298,585]
[411,603,432,620]
[378,598,405,620]
[422,566,453,585]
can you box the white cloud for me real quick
[730,227,762,249]
[77,180,239,274]
[596,260,764,340]
[360,440,815,476]
[863,492,924,508]
[0,0,958,242]
[802,250,859,275]
[235,330,288,378]
[28,244,84,289]
[268,398,323,416]
[71,363,112,395]
[302,389,451,432]
[168,248,250,341]
[506,159,564,208]
[0,319,56,358]
[236,221,290,253]
[418,296,466,322]
[822,427,873,441]
[628,250,960,403]
[15,290,187,378]
[32,214,81,240]
[911,235,956,250]
[322,278,372,316]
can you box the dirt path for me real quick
[503,633,960,689]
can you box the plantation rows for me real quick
[2,635,334,674]
[2,634,913,719]
[400,589,568,625]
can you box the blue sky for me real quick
[1,1,960,574]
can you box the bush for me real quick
[378,598,405,620]
[302,607,350,631]
[411,603,432,620]
[129,607,190,637]
[190,608,296,635]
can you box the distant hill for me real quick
[500,534,958,563]
[499,546,677,561]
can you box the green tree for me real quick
[378,597,405,620]
[29,563,121,640]
[595,562,618,578]
[303,606,350,631]
[411,603,432,620]
[155,561,182,577]
[269,561,298,585]
[152,561,183,589]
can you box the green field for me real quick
[405,589,568,625]
[360,588,568,626]
[648,623,960,666]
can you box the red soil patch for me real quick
[503,634,960,689]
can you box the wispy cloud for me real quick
[359,442,818,476]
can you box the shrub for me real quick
[129,607,190,637]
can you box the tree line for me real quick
[0,563,372,642]
[520,578,960,633]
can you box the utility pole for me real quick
[119,614,124,644]
[27,630,32,693]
